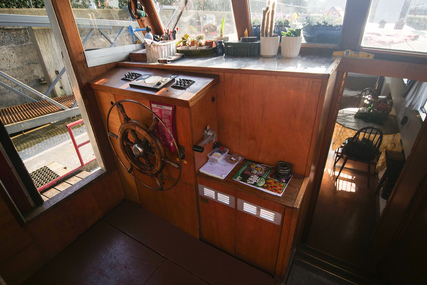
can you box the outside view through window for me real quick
[249,0,346,44]
[362,0,427,54]
[153,0,238,42]
[0,1,126,201]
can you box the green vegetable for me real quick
[281,28,301,37]
[220,18,225,37]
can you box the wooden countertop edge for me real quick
[292,176,310,209]
[119,61,332,79]
[197,171,305,209]
[89,68,220,108]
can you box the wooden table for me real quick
[332,108,402,171]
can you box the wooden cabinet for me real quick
[235,191,284,274]
[92,57,338,280]
[91,67,219,238]
[198,170,306,278]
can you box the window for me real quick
[249,0,347,45]
[0,1,103,211]
[361,0,427,54]
[152,0,238,42]
[71,0,144,66]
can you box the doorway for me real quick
[303,69,426,274]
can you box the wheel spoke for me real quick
[108,132,118,139]
[164,157,180,169]
[130,129,140,143]
[123,136,134,146]
[117,102,131,122]
[142,153,153,168]
[153,174,164,190]
[126,165,133,173]
[149,117,159,132]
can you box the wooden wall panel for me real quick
[0,191,34,263]
[235,191,284,274]
[190,87,218,173]
[0,243,46,284]
[198,176,237,255]
[218,73,323,175]
[94,91,140,203]
[27,171,124,258]
[136,179,199,238]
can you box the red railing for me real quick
[38,119,96,192]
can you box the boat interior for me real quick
[1,0,427,284]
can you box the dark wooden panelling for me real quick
[104,201,275,285]
[0,243,46,285]
[146,260,209,285]
[231,0,251,39]
[95,91,140,203]
[197,176,237,255]
[136,179,199,238]
[235,190,284,274]
[27,171,124,259]
[190,87,218,172]
[379,176,427,284]
[25,221,164,285]
[340,0,371,50]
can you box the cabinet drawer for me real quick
[198,184,236,255]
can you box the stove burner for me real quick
[122,72,143,81]
[172,78,195,89]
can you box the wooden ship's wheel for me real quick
[106,99,181,191]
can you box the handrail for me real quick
[0,71,68,110]
[37,119,95,192]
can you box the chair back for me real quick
[343,127,383,162]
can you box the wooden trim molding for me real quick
[340,0,371,50]
[231,0,251,39]
[141,0,163,34]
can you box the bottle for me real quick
[216,40,224,56]
[145,26,153,40]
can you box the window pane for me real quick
[362,0,427,54]
[71,2,138,50]
[0,6,101,202]
[249,0,346,44]
[152,0,238,41]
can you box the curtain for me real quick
[404,81,427,110]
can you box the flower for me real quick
[305,7,344,27]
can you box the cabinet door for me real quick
[235,192,284,274]
[198,183,236,255]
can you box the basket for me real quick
[145,40,176,63]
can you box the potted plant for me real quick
[251,15,261,40]
[260,1,279,57]
[274,17,290,36]
[281,28,302,58]
[303,7,343,44]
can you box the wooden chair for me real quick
[334,127,383,187]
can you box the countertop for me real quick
[121,55,339,78]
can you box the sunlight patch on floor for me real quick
[327,168,357,193]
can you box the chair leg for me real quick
[336,157,348,181]
[367,161,371,188]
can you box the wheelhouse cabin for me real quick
[1,0,427,284]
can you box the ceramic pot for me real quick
[260,36,280,57]
[281,36,302,58]
[303,25,342,44]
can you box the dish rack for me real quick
[145,40,176,63]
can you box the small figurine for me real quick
[145,26,153,40]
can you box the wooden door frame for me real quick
[302,57,427,270]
